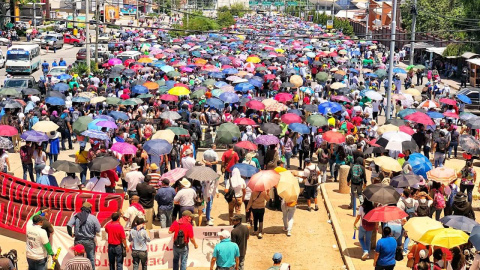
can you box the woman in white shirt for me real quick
[225,168,246,225]
[33,145,47,180]
[60,173,82,190]
[0,149,9,173]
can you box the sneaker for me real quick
[361,252,369,261]
[307,207,312,212]
[314,205,319,211]
[208,220,214,226]
[283,227,288,232]
[258,233,263,239]
[287,231,291,237]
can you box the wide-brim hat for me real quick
[47,131,60,140]
[179,178,191,188]
[42,165,54,175]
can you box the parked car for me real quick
[47,66,68,83]
[0,51,5,68]
[457,88,480,113]
[107,41,125,52]
[76,49,107,63]
[41,33,64,49]
[64,34,84,46]
[2,76,37,89]
[0,37,10,46]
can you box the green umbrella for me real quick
[120,99,137,106]
[256,66,267,71]
[374,69,387,79]
[129,98,144,105]
[191,89,206,99]
[158,86,169,94]
[72,116,93,134]
[167,71,181,78]
[414,64,426,70]
[0,88,20,97]
[167,127,189,136]
[316,72,329,82]
[216,123,241,144]
[203,79,216,87]
[156,80,166,86]
[306,115,328,127]
[106,97,121,105]
[137,93,153,99]
[406,65,415,70]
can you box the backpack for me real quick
[361,217,375,231]
[174,229,186,249]
[170,144,179,158]
[351,164,363,185]
[402,198,416,219]
[302,137,310,151]
[434,190,446,210]
[307,166,319,185]
[416,200,430,217]
[448,185,458,207]
[318,149,328,164]
[180,111,189,123]
[437,138,447,152]
[55,117,66,131]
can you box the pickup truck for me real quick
[64,34,84,47]
[457,88,480,113]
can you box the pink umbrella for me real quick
[108,58,122,66]
[399,125,415,135]
[161,168,188,183]
[111,142,137,155]
[281,113,302,124]
[246,100,265,110]
[160,94,178,102]
[404,112,435,126]
[234,118,256,125]
[331,95,351,103]
[275,93,293,103]
[439,98,457,106]
[444,112,459,119]
[248,170,280,192]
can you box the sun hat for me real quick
[130,163,140,170]
[150,163,159,170]
[179,178,191,188]
[41,166,54,175]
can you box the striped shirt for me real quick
[148,172,161,189]
[63,256,93,270]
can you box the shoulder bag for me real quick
[224,177,236,203]
[406,245,416,268]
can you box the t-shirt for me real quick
[32,151,46,165]
[125,171,145,191]
[169,218,194,244]
[231,224,249,257]
[123,206,145,229]
[375,237,397,266]
[85,177,110,193]
[136,182,156,209]
[303,164,319,186]
[60,176,81,190]
[435,137,448,153]
[222,150,239,172]
[105,221,126,245]
[174,188,197,207]
[26,221,49,260]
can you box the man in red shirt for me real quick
[105,212,128,270]
[169,211,198,270]
[221,144,239,186]
[351,113,363,127]
[101,169,118,193]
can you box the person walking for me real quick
[32,144,46,180]
[105,212,128,270]
[174,178,197,216]
[459,161,476,203]
[64,244,93,270]
[225,168,246,224]
[66,202,101,269]
[246,188,270,239]
[75,144,90,185]
[123,195,146,229]
[168,210,198,270]
[129,218,150,270]
[203,144,220,172]
[210,230,240,270]
[20,141,35,182]
[231,215,249,270]
[136,175,156,229]
[353,199,376,260]
[125,163,145,199]
[26,214,56,270]
[281,195,297,237]
[155,179,176,228]
[301,158,320,211]
[373,226,397,270]
[432,131,448,168]
[221,144,239,186]
[347,157,367,217]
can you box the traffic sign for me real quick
[274,1,284,6]
[287,1,297,6]
[262,1,272,5]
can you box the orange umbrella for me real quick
[335,70,346,76]
[195,59,207,65]
[289,75,303,88]
[138,58,152,63]
[427,167,457,184]
[143,81,159,90]
[248,170,280,192]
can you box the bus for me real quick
[5,44,41,74]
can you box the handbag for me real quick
[224,177,236,203]
[395,246,404,261]
[406,245,416,268]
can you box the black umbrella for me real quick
[303,104,318,113]
[459,134,480,154]
[122,69,136,77]
[277,56,287,62]
[46,91,66,99]
[185,166,219,182]
[261,123,282,136]
[51,160,83,173]
[364,146,385,155]
[402,140,419,152]
[376,138,389,148]
[390,173,422,188]
[89,156,120,172]
[467,118,480,129]
[440,215,479,233]
[21,88,41,95]
[385,119,406,126]
[281,82,295,88]
[363,184,401,205]
[2,100,22,109]
[333,74,344,81]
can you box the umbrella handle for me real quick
[353,227,357,239]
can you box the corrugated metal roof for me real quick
[461,52,479,59]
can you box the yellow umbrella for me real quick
[32,121,59,133]
[236,35,245,41]
[152,129,175,143]
[289,75,303,88]
[330,82,346,90]
[237,71,250,77]
[377,124,399,135]
[90,96,106,104]
[246,56,261,63]
[138,58,153,63]
[404,88,421,96]
[275,48,285,53]
[373,156,402,172]
[168,86,190,96]
[418,228,469,248]
[403,217,444,241]
[277,171,301,203]
[77,92,97,99]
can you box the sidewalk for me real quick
[396,62,461,91]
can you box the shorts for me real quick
[304,185,318,199]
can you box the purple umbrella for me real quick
[95,120,118,129]
[21,130,49,142]
[108,58,122,66]
[94,115,115,122]
[255,135,280,146]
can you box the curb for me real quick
[320,184,356,270]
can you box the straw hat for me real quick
[179,178,191,188]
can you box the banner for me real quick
[0,172,123,234]
[53,226,233,269]
[105,5,120,21]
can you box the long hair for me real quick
[450,247,465,270]
[362,199,374,215]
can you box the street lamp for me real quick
[27,2,45,30]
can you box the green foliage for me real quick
[443,43,473,57]
[311,12,354,37]
[72,61,99,76]
[217,11,235,28]
[229,3,247,17]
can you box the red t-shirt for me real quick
[222,149,239,172]
[101,169,119,188]
[169,217,194,244]
[352,116,363,126]
[105,221,126,245]
[303,96,310,105]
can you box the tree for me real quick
[217,10,235,28]
[229,3,247,17]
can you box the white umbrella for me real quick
[382,131,412,142]
[365,90,383,101]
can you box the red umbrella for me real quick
[364,206,408,222]
[234,118,256,125]
[281,113,302,124]
[160,94,178,102]
[331,95,351,103]
[399,125,415,135]
[323,131,346,144]
[235,141,258,151]
[0,125,18,136]
[329,52,338,57]
[248,170,280,191]
[264,74,276,79]
[404,112,435,126]
[444,112,459,119]
[439,98,457,106]
[275,93,293,103]
[174,83,190,89]
[123,59,135,67]
[246,100,265,110]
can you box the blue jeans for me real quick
[80,163,88,185]
[385,224,403,246]
[75,239,96,269]
[49,154,58,165]
[460,184,474,203]
[173,245,189,270]
[23,163,35,182]
[108,244,123,270]
[34,163,45,180]
[448,141,458,158]
[284,151,293,169]
[206,196,213,221]
[434,152,445,168]
[132,250,147,270]
[351,184,364,217]
[158,208,173,228]
[403,230,410,253]
[27,257,47,270]
[358,226,373,253]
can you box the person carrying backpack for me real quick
[347,157,366,217]
[301,158,320,212]
[433,131,449,168]
[415,191,433,218]
[168,210,198,270]
[353,199,376,261]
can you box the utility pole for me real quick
[86,0,91,74]
[331,2,334,20]
[136,0,139,26]
[409,0,417,65]
[365,0,369,39]
[95,1,100,63]
[386,0,398,120]
[33,2,37,29]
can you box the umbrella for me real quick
[160,111,182,120]
[275,93,294,103]
[255,135,280,145]
[185,166,219,181]
[143,139,172,156]
[248,170,280,192]
[111,142,138,155]
[306,115,328,127]
[246,100,265,110]
[45,97,66,106]
[52,83,69,92]
[109,111,129,121]
[81,130,110,140]
[390,174,422,188]
[95,120,118,129]
[89,156,120,172]
[51,160,83,173]
[403,217,444,241]
[216,123,241,144]
[439,98,457,106]
[132,85,148,94]
[318,102,342,114]
[20,130,49,142]
[160,168,188,183]
[281,113,302,124]
[381,131,412,142]
[363,184,401,205]
[363,206,408,222]
[21,88,41,95]
[0,137,13,149]
[169,87,190,96]
[260,123,282,136]
[152,130,175,143]
[233,118,256,126]
[32,121,58,133]
[373,156,402,172]
[316,72,329,81]
[231,163,259,178]
[0,88,20,96]
[467,118,480,129]
[459,134,480,154]
[235,141,258,151]
[364,146,385,155]
[167,127,189,136]
[418,228,469,248]
[303,104,319,113]
[206,98,225,110]
[72,96,90,103]
[323,131,345,144]
[426,167,457,184]
[398,108,420,119]
[219,92,239,103]
[460,112,477,121]
[470,234,480,250]
[457,94,472,104]
[277,171,301,203]
[405,112,434,125]
[385,119,406,126]
[288,123,310,134]
[106,97,121,105]
[365,91,383,101]
[440,215,479,233]
[377,124,400,135]
[408,153,433,179]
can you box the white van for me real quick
[117,51,142,62]
[5,44,41,74]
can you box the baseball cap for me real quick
[273,253,283,261]
[218,230,231,239]
[182,210,194,218]
[71,244,86,253]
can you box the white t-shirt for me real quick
[26,220,49,260]
[226,176,246,198]
[123,206,145,229]
[60,176,81,190]
[0,152,8,171]
[32,151,46,165]
[125,171,145,191]
[173,188,197,206]
[181,156,196,170]
[85,177,110,193]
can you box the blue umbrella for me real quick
[45,97,66,106]
[219,92,239,103]
[426,111,444,119]
[393,67,407,74]
[469,234,480,250]
[81,130,110,140]
[318,102,342,114]
[408,153,432,179]
[108,111,129,121]
[95,115,115,122]
[349,68,359,74]
[287,109,302,116]
[460,112,477,121]
[248,78,263,88]
[288,123,310,134]
[472,225,480,236]
[52,83,69,92]
[234,82,255,92]
[20,130,49,142]
[132,85,148,94]
[88,119,105,131]
[457,94,472,104]
[206,98,225,109]
[210,72,225,79]
[165,80,175,89]
[440,215,479,233]
[231,163,259,177]
[215,81,228,88]
[219,57,232,65]
[364,73,378,78]
[57,74,73,80]
[223,68,238,75]
[72,96,90,103]
[398,108,419,119]
[143,139,172,156]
